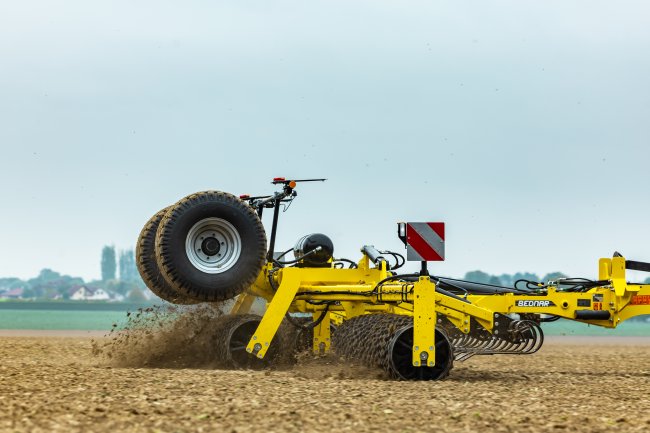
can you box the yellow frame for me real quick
[234,254,650,366]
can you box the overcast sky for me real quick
[1,1,649,282]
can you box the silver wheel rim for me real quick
[185,218,241,274]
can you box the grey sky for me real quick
[1,1,649,282]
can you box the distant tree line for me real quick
[462,270,571,287]
[3,249,650,301]
[463,270,650,287]
[0,246,147,301]
[99,245,147,301]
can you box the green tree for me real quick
[119,249,138,282]
[103,279,139,296]
[498,274,514,287]
[35,268,61,282]
[464,270,491,284]
[101,245,116,281]
[488,275,502,286]
[512,272,541,283]
[25,269,83,299]
[127,288,147,302]
[0,277,23,289]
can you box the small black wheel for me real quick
[155,191,267,302]
[387,326,453,380]
[136,208,198,304]
[214,314,279,369]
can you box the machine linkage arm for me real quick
[244,264,497,367]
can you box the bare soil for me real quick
[2,334,650,433]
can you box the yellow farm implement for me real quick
[136,178,650,380]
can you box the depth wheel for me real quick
[214,314,279,369]
[135,207,198,304]
[155,191,267,302]
[387,326,453,380]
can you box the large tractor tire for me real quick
[155,191,267,302]
[136,208,198,304]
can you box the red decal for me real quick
[406,225,443,261]
[427,222,445,240]
[630,295,650,305]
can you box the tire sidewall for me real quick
[157,192,266,301]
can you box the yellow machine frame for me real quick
[233,254,650,367]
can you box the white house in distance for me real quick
[0,288,24,299]
[69,285,110,301]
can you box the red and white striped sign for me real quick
[406,222,445,261]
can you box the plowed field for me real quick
[1,333,649,433]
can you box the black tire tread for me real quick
[135,208,198,304]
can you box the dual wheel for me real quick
[136,191,267,304]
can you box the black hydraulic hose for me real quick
[436,287,471,304]
[515,279,547,292]
[273,247,323,266]
[274,248,293,261]
[380,251,405,270]
[372,274,421,293]
[334,258,358,269]
[432,277,531,295]
[373,273,472,304]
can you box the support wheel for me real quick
[334,314,454,381]
[155,191,267,302]
[136,208,197,304]
[214,314,279,369]
[387,326,453,380]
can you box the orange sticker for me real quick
[593,302,602,310]
[630,295,650,305]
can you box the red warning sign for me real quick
[630,295,650,305]
[405,222,445,261]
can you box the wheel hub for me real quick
[185,217,242,274]
[201,237,221,256]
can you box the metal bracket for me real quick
[312,311,331,354]
[246,269,300,358]
[412,276,437,367]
